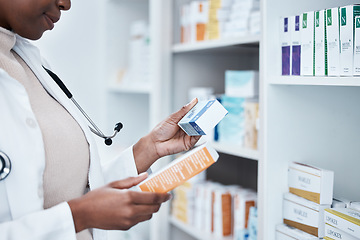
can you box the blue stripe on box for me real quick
[189,122,206,135]
[190,100,215,122]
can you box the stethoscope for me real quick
[43,66,123,146]
[0,67,123,181]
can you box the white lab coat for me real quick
[0,35,139,239]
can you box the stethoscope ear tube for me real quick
[0,151,11,181]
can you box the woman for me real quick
[0,0,200,239]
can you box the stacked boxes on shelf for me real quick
[281,4,360,77]
[217,70,259,150]
[171,181,257,239]
[180,0,261,44]
[280,162,334,238]
[277,161,360,240]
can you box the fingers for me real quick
[169,98,198,123]
[130,191,171,205]
[109,172,148,189]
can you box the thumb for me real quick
[109,172,148,189]
[170,98,198,123]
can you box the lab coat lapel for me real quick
[12,36,105,190]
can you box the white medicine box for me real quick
[283,193,330,237]
[354,16,360,75]
[339,5,360,76]
[288,162,334,205]
[178,99,228,136]
[300,11,315,76]
[326,7,340,76]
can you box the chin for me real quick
[16,28,46,41]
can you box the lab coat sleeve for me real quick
[0,202,76,240]
[101,146,139,184]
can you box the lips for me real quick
[44,13,60,30]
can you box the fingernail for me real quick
[138,172,148,178]
[186,98,197,106]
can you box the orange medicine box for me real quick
[137,142,219,193]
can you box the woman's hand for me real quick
[68,173,171,232]
[133,98,201,173]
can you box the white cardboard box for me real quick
[291,15,301,75]
[354,16,360,75]
[325,223,359,240]
[178,99,228,136]
[281,16,291,75]
[283,192,330,237]
[339,5,360,76]
[324,208,360,239]
[288,162,334,205]
[315,10,326,76]
[225,70,259,98]
[275,223,318,240]
[301,11,315,76]
[326,7,341,76]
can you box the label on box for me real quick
[301,12,315,76]
[315,10,326,76]
[291,15,301,75]
[324,208,360,239]
[288,162,334,205]
[283,193,329,237]
[354,16,360,75]
[281,17,291,75]
[137,143,218,193]
[325,223,359,240]
[326,8,340,76]
[340,5,360,76]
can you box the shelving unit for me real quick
[107,84,152,94]
[260,0,360,240]
[269,76,360,87]
[172,36,260,53]
[96,0,360,240]
[211,142,259,160]
[169,217,233,240]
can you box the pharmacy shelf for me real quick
[172,35,260,53]
[169,216,233,240]
[269,76,360,87]
[107,83,151,94]
[211,142,259,161]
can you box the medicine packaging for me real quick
[324,208,360,238]
[288,162,334,205]
[300,11,315,76]
[178,99,228,136]
[325,223,359,240]
[275,223,318,240]
[283,192,330,237]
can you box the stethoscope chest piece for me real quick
[0,151,11,181]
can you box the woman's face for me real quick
[0,0,71,40]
